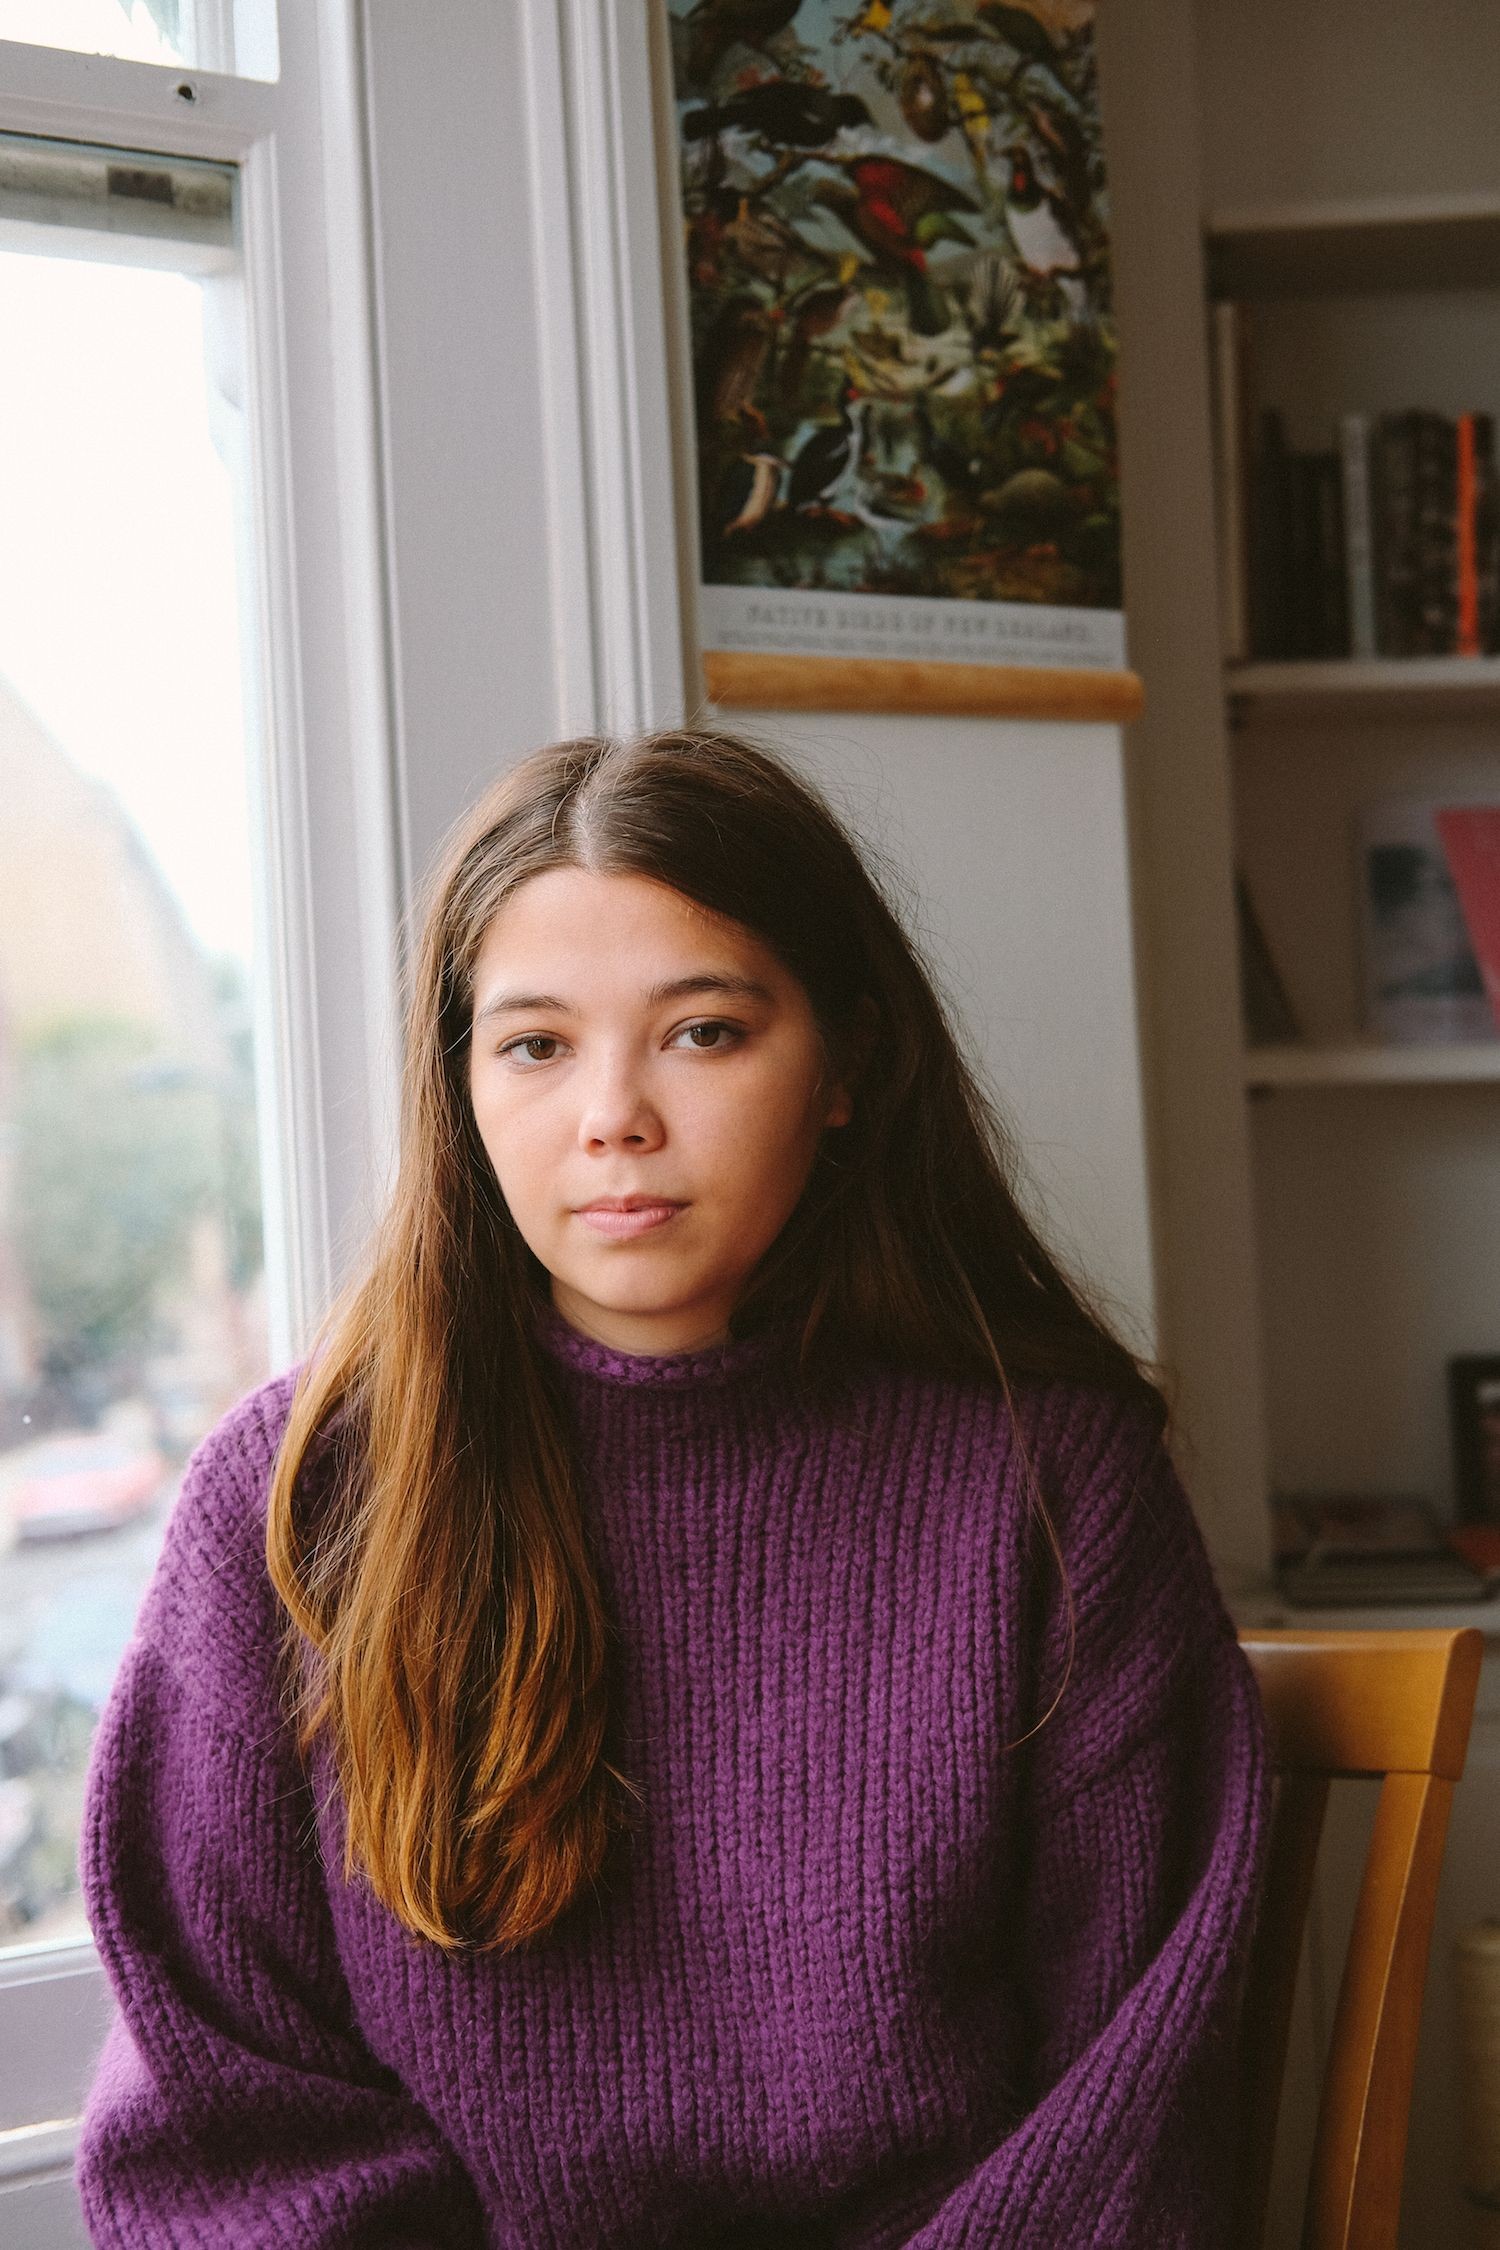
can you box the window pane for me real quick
[0,162,273,1948]
[0,0,278,81]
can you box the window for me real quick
[0,137,268,1954]
[0,14,402,2225]
[0,0,278,79]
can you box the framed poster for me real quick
[666,0,1140,718]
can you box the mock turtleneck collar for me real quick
[529,1291,798,1392]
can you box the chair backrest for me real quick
[1232,1625,1484,2250]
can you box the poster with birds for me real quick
[671,0,1127,676]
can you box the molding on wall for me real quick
[518,0,686,737]
[1096,0,1272,1588]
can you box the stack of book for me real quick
[1273,1493,1500,1607]
[1209,305,1500,661]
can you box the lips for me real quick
[575,1201,685,1241]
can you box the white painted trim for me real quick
[312,0,403,1214]
[237,119,332,1353]
[517,0,686,737]
[0,37,276,154]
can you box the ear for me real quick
[824,993,880,1129]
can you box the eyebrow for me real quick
[473,973,778,1026]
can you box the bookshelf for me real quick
[1244,1041,1500,1091]
[1097,0,1500,1626]
[1206,190,1500,300]
[1101,8,1500,2236]
[1228,654,1500,718]
[1202,154,1500,1624]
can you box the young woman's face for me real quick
[467,867,852,1355]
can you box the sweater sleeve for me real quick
[903,1387,1272,2249]
[73,1382,488,2249]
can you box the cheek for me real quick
[468,1073,546,1181]
[691,1058,824,1177]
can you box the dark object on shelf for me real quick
[1306,447,1349,656]
[1447,1521,1500,1591]
[1339,411,1378,657]
[1248,423,1348,657]
[1272,1491,1495,1606]
[1262,433,1348,657]
[1449,1354,1500,1524]
[1248,407,1292,658]
[1237,869,1302,1043]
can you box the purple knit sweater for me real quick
[75,1297,1271,2247]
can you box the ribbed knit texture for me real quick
[74,1297,1272,2247]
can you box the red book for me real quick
[1436,805,1500,1029]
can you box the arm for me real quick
[74,1392,488,2249]
[905,1390,1272,2249]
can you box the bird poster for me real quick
[670,0,1127,673]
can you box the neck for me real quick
[546,1290,733,1358]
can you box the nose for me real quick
[575,1052,666,1153]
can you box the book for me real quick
[1209,300,1250,661]
[1434,806,1500,1032]
[1457,411,1482,656]
[1339,412,1378,658]
[1412,410,1459,654]
[1356,795,1496,1044]
[1478,413,1500,652]
[1273,1492,1495,1607]
[1248,407,1293,659]
[1284,451,1347,656]
[1373,409,1421,654]
[1214,371,1500,662]
[1310,448,1349,655]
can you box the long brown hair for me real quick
[266,726,1169,1955]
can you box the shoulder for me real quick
[822,1354,1173,1574]
[1007,1372,1241,1782]
[843,1351,1168,1508]
[131,1362,318,1728]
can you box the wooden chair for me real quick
[1232,1626,1485,2250]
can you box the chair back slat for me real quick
[1310,1770,1457,2250]
[1232,1772,1330,2250]
[1233,1626,1484,2250]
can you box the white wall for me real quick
[724,709,1159,1360]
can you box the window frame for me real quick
[0,7,402,2202]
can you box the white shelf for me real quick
[1245,1041,1500,1088]
[1205,190,1500,297]
[1226,656,1500,718]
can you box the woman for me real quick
[75,727,1271,2247]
